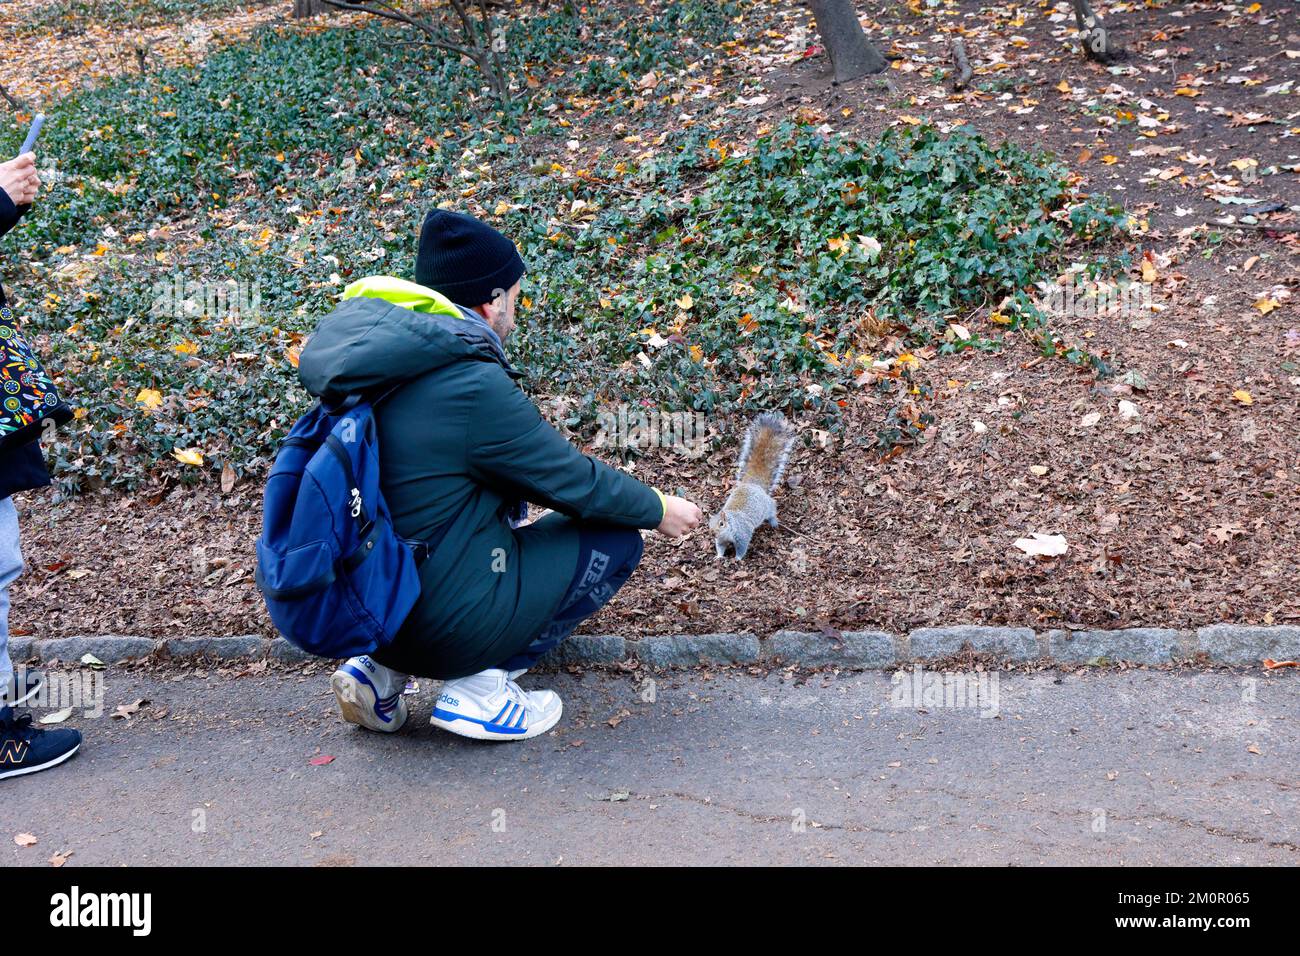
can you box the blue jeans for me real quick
[495,523,644,672]
[0,497,21,691]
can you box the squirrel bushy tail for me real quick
[736,412,796,493]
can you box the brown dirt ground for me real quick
[7,0,1299,640]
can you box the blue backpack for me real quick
[255,390,430,659]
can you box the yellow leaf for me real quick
[1056,80,1072,94]
[675,293,694,310]
[897,115,923,125]
[174,340,199,355]
[173,448,205,466]
[1101,155,1119,165]
[689,344,703,362]
[1232,390,1253,406]
[135,388,163,411]
[1254,297,1279,314]
[1141,259,1158,283]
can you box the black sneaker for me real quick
[0,705,81,781]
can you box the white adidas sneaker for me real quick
[331,656,409,733]
[431,669,562,741]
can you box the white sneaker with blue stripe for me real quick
[331,656,409,733]
[431,669,562,741]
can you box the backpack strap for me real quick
[321,380,446,565]
[320,393,363,415]
[401,494,469,568]
[320,383,404,417]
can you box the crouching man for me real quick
[298,210,701,741]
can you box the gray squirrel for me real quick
[711,413,796,560]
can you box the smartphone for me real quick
[20,114,44,155]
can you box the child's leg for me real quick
[496,523,645,673]
[0,497,21,701]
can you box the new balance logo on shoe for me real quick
[0,739,29,764]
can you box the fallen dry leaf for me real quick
[1014,533,1069,558]
[110,698,147,719]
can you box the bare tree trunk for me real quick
[808,0,887,84]
[293,0,335,18]
[0,82,28,113]
[1071,0,1121,63]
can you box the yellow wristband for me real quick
[653,487,667,524]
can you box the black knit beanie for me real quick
[414,209,526,307]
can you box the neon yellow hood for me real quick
[341,276,464,318]
[302,275,517,399]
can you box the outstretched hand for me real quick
[0,152,39,206]
[657,494,702,538]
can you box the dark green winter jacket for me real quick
[297,276,664,678]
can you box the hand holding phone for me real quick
[0,153,39,206]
